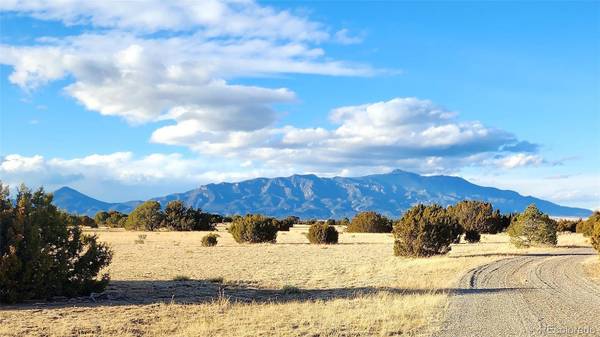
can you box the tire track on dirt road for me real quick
[433,248,600,337]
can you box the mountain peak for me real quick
[54,186,82,194]
[389,169,412,175]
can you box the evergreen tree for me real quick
[507,204,557,248]
[124,201,163,231]
[0,183,112,303]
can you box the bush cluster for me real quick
[347,211,393,233]
[577,212,599,237]
[0,184,113,303]
[228,214,278,243]
[591,220,600,254]
[115,200,217,231]
[446,201,511,243]
[201,233,219,247]
[393,204,457,257]
[95,210,128,228]
[507,204,557,248]
[307,222,339,244]
[464,230,481,243]
[59,211,98,228]
[556,218,581,233]
[269,216,298,231]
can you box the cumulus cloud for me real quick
[151,97,537,172]
[1,1,372,126]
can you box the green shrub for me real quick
[125,201,163,231]
[347,211,392,233]
[591,220,600,254]
[201,233,219,247]
[228,214,277,243]
[556,218,580,233]
[173,275,191,281]
[577,212,599,237]
[106,210,128,228]
[307,222,339,244]
[507,204,557,248]
[0,184,113,303]
[447,200,500,236]
[278,216,299,231]
[464,230,481,243]
[338,217,350,227]
[80,215,97,228]
[393,204,457,257]
[269,217,291,231]
[281,285,301,294]
[94,211,109,225]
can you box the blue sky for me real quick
[0,1,598,209]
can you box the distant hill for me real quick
[53,170,592,218]
[53,186,141,215]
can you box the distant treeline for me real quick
[58,198,593,238]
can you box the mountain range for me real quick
[52,170,592,218]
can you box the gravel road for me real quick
[434,248,600,337]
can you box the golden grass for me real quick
[0,229,593,337]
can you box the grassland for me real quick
[0,228,594,337]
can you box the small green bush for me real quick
[173,275,191,281]
[281,285,301,294]
[393,204,456,257]
[228,214,277,243]
[507,204,557,248]
[464,230,481,243]
[347,211,392,233]
[201,233,219,247]
[307,222,339,244]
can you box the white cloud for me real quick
[0,0,329,41]
[334,29,364,45]
[151,97,533,173]
[1,1,373,128]
[1,154,44,172]
[0,152,295,201]
[495,153,544,169]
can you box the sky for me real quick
[0,0,598,210]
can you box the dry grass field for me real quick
[0,228,595,337]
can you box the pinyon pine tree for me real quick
[0,184,112,303]
[507,204,557,248]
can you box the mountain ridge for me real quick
[52,170,592,218]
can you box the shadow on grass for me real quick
[0,280,527,310]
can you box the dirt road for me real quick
[434,248,600,337]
